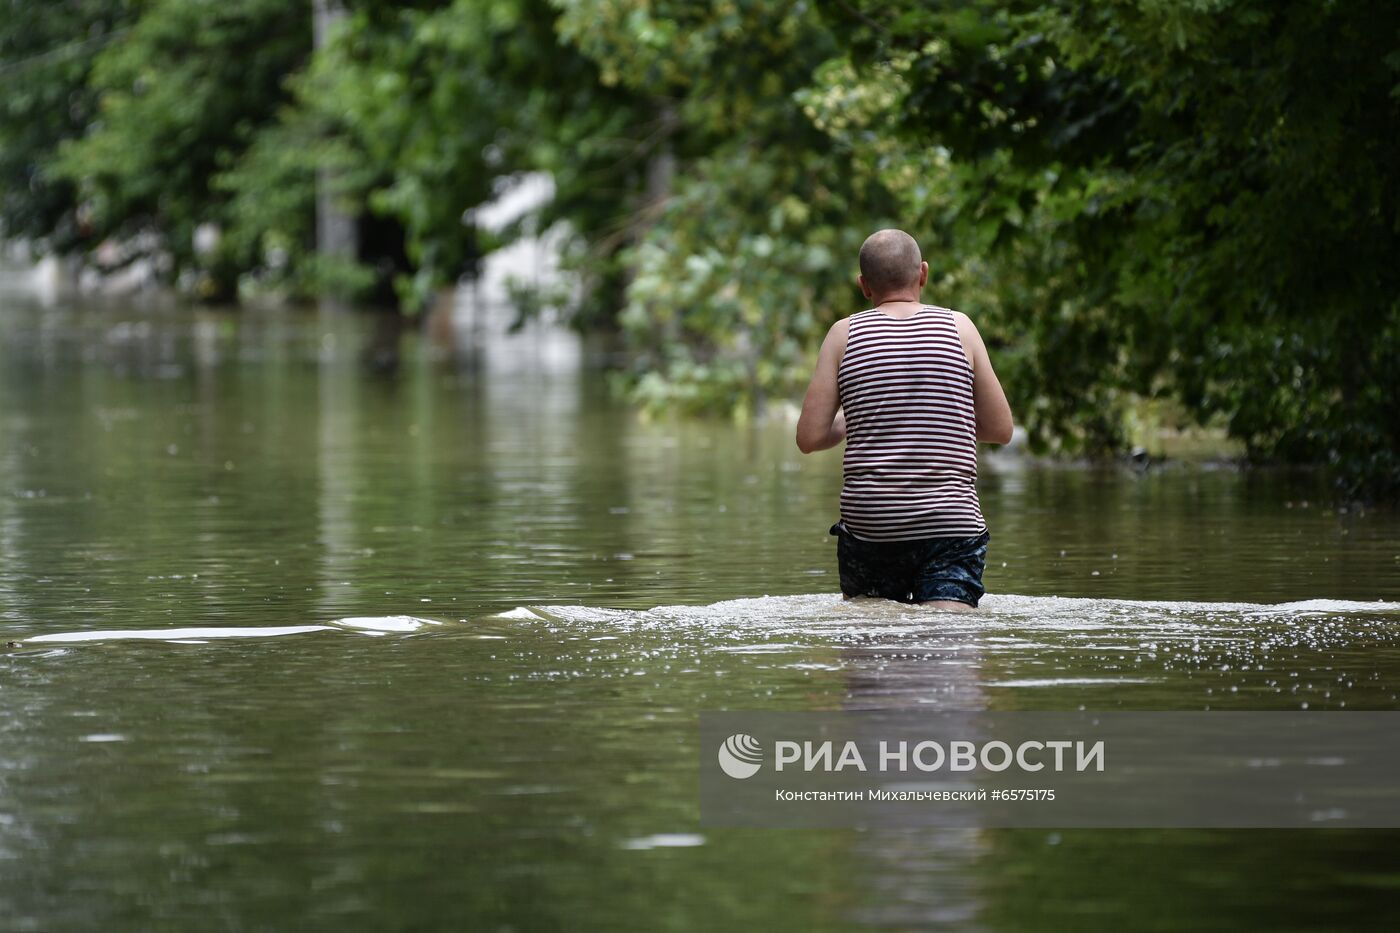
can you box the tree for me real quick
[0,0,134,254]
[814,0,1400,494]
[552,0,899,415]
[47,0,312,300]
[216,0,653,314]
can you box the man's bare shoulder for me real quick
[945,309,981,366]
[823,315,853,344]
[948,309,985,338]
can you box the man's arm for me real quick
[953,312,1014,445]
[796,319,850,453]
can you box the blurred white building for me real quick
[455,173,580,373]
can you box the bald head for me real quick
[858,229,923,297]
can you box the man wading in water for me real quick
[796,229,1014,610]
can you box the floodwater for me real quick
[1,297,1398,931]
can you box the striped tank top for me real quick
[837,305,986,541]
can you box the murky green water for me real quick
[2,297,1399,931]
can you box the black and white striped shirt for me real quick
[836,305,986,541]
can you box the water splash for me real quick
[494,593,1398,645]
[490,594,1400,700]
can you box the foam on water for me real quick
[24,625,337,644]
[18,616,443,644]
[334,615,442,634]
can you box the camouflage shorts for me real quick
[830,521,990,607]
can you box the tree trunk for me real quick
[312,1,357,309]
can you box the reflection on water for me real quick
[2,295,1399,930]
